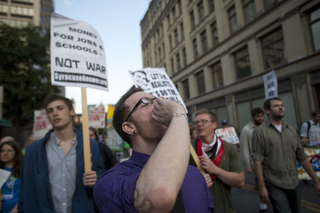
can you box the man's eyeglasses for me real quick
[193,119,213,126]
[126,97,156,121]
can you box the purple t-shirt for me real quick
[93,150,215,212]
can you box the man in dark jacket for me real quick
[18,94,105,213]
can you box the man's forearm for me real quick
[300,158,320,184]
[134,111,189,212]
[215,170,244,188]
[254,160,265,188]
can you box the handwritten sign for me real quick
[263,70,278,100]
[129,68,187,111]
[215,127,239,144]
[33,110,52,140]
[50,13,108,91]
[88,106,105,128]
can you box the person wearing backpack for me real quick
[301,110,320,147]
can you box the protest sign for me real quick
[263,70,278,100]
[88,106,105,128]
[215,127,239,144]
[50,13,108,91]
[129,68,187,111]
[33,110,52,141]
[107,104,115,130]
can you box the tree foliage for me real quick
[0,24,60,128]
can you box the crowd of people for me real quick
[0,90,319,212]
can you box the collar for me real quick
[130,150,150,166]
[50,131,77,145]
[202,134,217,152]
[265,119,288,128]
[249,120,256,128]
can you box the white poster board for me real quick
[33,110,52,141]
[88,106,105,128]
[129,68,187,111]
[215,127,239,144]
[0,169,11,188]
[50,13,108,91]
[263,70,278,100]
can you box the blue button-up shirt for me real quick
[46,131,77,213]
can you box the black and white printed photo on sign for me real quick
[129,68,187,111]
[263,70,278,100]
[50,13,108,91]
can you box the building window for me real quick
[261,28,287,69]
[201,30,207,53]
[234,47,251,79]
[171,58,175,74]
[265,0,283,11]
[180,23,184,40]
[196,71,206,94]
[167,14,170,27]
[211,22,219,47]
[169,35,173,50]
[158,48,162,60]
[155,52,158,63]
[310,7,320,51]
[182,48,187,67]
[208,0,215,13]
[176,53,181,71]
[174,29,178,46]
[11,6,34,16]
[210,62,223,89]
[228,6,238,34]
[243,0,256,24]
[182,79,190,99]
[172,6,176,20]
[0,4,8,13]
[193,38,198,59]
[190,11,195,30]
[163,43,165,57]
[198,0,204,22]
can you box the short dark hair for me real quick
[44,94,73,111]
[312,110,320,117]
[113,87,143,145]
[89,127,99,142]
[195,108,217,122]
[251,107,264,116]
[263,97,282,111]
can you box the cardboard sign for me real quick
[50,13,108,91]
[215,127,239,144]
[33,110,52,141]
[129,68,187,111]
[263,70,278,100]
[88,106,105,128]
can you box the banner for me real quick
[33,110,52,141]
[215,127,239,144]
[88,106,105,128]
[129,68,187,111]
[263,70,278,100]
[50,13,108,91]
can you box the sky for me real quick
[55,0,151,113]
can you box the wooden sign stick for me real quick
[190,144,207,175]
[81,87,91,172]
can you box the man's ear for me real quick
[70,108,75,116]
[265,109,270,116]
[212,121,218,130]
[122,122,136,136]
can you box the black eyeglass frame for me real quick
[125,97,157,121]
